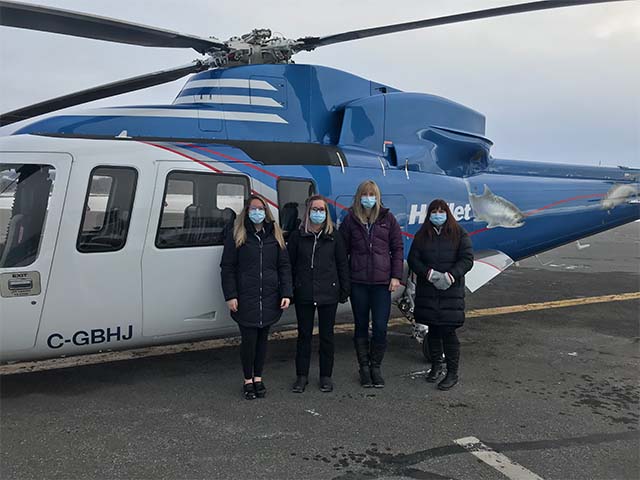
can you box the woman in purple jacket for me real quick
[339,180,404,388]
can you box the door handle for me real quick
[8,279,33,290]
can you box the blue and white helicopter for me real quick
[0,0,637,363]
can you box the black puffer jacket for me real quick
[220,220,293,328]
[287,227,350,305]
[408,225,474,327]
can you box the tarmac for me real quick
[1,222,638,480]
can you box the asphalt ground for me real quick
[1,222,638,480]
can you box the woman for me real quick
[287,195,350,393]
[221,194,293,400]
[339,180,403,388]
[407,199,474,390]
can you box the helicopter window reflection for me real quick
[156,171,249,249]
[0,164,55,268]
[77,167,138,254]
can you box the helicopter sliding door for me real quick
[141,162,249,338]
[0,153,71,353]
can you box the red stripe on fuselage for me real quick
[143,142,279,208]
[186,144,280,180]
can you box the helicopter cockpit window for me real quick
[77,167,138,253]
[156,171,249,249]
[0,164,55,268]
[277,178,315,238]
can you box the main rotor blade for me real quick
[0,61,206,127]
[0,1,227,54]
[297,0,630,50]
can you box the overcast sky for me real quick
[1,0,638,167]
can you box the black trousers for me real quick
[295,303,338,377]
[426,324,459,364]
[238,324,271,380]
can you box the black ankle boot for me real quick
[292,375,308,393]
[369,342,386,388]
[253,380,266,398]
[243,383,256,400]
[425,362,445,383]
[437,371,458,390]
[354,338,373,387]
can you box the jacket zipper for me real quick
[255,232,264,327]
[311,232,319,269]
[311,232,320,305]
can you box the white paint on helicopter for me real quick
[73,108,288,124]
[408,202,472,225]
[468,184,525,229]
[181,78,278,91]
[600,183,639,210]
[173,95,282,108]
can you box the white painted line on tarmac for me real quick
[455,436,544,480]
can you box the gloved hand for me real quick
[433,272,455,290]
[427,269,444,284]
[339,294,349,304]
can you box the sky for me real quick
[1,0,638,167]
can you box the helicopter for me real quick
[0,0,638,363]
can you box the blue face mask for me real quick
[248,208,266,224]
[309,210,327,225]
[360,195,377,209]
[430,212,447,226]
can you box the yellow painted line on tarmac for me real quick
[1,292,638,375]
[463,292,640,319]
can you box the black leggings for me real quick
[239,325,271,380]
[426,325,459,360]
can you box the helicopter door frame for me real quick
[0,152,72,353]
[141,161,250,338]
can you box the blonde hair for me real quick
[233,194,285,249]
[351,180,381,224]
[303,195,334,235]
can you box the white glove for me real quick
[433,272,455,290]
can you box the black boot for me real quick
[425,362,445,383]
[369,342,386,388]
[438,333,460,391]
[292,375,308,393]
[354,338,373,388]
[425,332,445,383]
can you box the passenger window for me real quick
[0,164,56,268]
[77,167,138,253]
[156,171,249,248]
[160,179,194,229]
[277,178,315,236]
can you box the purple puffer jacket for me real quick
[339,207,404,285]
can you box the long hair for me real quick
[233,194,286,249]
[302,194,334,235]
[351,179,381,224]
[415,199,461,246]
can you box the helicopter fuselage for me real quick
[0,64,637,362]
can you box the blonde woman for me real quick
[221,194,293,400]
[339,180,403,388]
[287,195,350,393]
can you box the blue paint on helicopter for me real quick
[12,63,640,262]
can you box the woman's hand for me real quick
[280,298,291,309]
[389,278,401,292]
[226,298,238,312]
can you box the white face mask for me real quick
[360,195,377,209]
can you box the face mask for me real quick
[430,212,447,226]
[248,208,266,224]
[360,195,377,209]
[309,210,326,225]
